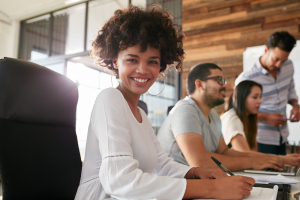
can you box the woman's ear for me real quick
[113,59,118,69]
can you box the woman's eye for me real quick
[127,59,137,63]
[149,61,158,64]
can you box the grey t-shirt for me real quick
[157,96,223,166]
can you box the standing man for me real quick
[157,63,300,171]
[235,31,299,155]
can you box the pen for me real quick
[211,156,235,176]
[281,116,290,120]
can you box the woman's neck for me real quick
[117,85,140,106]
[117,84,142,123]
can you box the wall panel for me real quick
[182,0,300,114]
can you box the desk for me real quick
[103,172,300,200]
[235,171,300,200]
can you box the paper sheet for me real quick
[243,174,299,184]
[198,185,278,200]
[244,185,278,200]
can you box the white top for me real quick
[75,88,191,200]
[220,108,245,145]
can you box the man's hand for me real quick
[194,167,227,179]
[251,156,284,171]
[267,113,288,127]
[290,104,300,122]
[281,153,300,167]
[212,176,255,199]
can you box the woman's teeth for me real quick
[133,78,148,83]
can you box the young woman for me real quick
[221,80,300,165]
[74,5,254,200]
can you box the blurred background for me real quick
[1,0,300,161]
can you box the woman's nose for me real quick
[136,63,149,74]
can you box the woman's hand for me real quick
[281,153,300,166]
[184,175,254,199]
[212,176,255,199]
[194,167,228,179]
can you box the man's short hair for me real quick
[187,63,222,95]
[266,31,296,52]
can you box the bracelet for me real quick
[292,102,299,107]
[192,167,199,179]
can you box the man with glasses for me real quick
[157,63,286,171]
[235,31,299,155]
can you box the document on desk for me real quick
[201,185,278,200]
[243,174,299,184]
[244,185,278,200]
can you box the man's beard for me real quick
[204,88,225,108]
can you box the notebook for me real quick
[201,185,278,200]
[254,183,290,200]
[244,165,300,176]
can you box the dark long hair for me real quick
[226,80,262,149]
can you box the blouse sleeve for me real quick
[221,110,245,145]
[91,89,187,200]
[149,127,193,177]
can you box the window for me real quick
[19,0,181,160]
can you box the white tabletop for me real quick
[104,172,300,200]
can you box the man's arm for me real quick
[288,99,300,122]
[176,132,284,171]
[226,134,300,167]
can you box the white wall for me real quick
[0,20,19,59]
[243,41,300,144]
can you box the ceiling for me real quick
[0,0,86,22]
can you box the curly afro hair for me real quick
[91,4,184,78]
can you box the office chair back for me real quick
[137,100,148,115]
[167,105,174,116]
[0,58,82,200]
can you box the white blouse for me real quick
[75,88,191,200]
[220,108,246,145]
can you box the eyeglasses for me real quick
[200,76,226,85]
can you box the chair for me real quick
[166,105,174,116]
[137,100,148,115]
[0,57,82,200]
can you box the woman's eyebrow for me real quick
[149,56,160,59]
[125,54,139,58]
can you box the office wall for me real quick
[0,21,19,59]
[181,0,300,114]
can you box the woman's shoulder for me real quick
[221,108,237,120]
[98,87,122,98]
[221,108,242,124]
[96,88,124,103]
[92,88,127,113]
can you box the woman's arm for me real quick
[230,134,252,152]
[150,128,227,180]
[184,176,255,199]
[231,134,300,166]
[95,90,188,200]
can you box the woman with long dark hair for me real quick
[222,80,261,151]
[221,80,300,164]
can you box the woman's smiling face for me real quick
[113,44,161,96]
